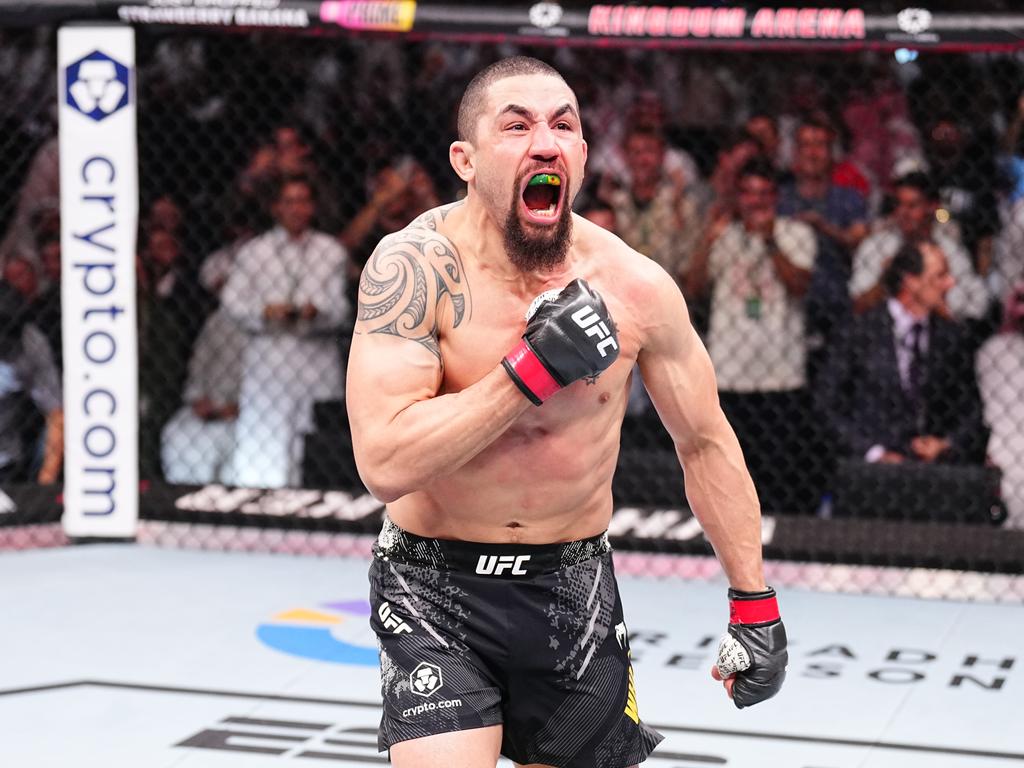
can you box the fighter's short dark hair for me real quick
[456,56,568,142]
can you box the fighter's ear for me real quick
[450,140,475,183]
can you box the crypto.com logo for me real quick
[64,50,131,122]
[410,662,443,697]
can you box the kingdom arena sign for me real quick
[587,5,866,40]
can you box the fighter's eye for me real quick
[556,121,572,131]
[508,123,527,131]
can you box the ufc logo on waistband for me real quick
[571,306,618,358]
[378,602,413,634]
[475,554,531,576]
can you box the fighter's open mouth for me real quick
[522,173,562,219]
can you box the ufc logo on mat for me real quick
[475,554,531,576]
[572,306,618,358]
[378,602,413,634]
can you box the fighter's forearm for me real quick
[678,422,766,591]
[354,366,533,502]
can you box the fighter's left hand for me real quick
[710,662,736,699]
[712,587,788,709]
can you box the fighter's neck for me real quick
[447,194,504,256]
[448,194,579,289]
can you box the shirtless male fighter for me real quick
[347,56,788,768]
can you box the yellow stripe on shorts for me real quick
[624,664,640,724]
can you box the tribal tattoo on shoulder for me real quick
[409,199,465,231]
[356,228,471,362]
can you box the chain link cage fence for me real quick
[0,7,1023,600]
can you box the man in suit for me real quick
[820,240,987,465]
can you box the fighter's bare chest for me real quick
[437,283,638,404]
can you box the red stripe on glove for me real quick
[505,339,561,403]
[729,594,780,625]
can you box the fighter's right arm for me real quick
[636,265,765,591]
[346,229,532,503]
[639,263,786,708]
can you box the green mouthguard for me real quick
[527,173,561,186]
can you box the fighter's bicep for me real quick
[637,278,722,453]
[347,332,441,429]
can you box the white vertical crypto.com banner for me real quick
[58,26,139,538]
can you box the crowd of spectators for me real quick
[0,32,1022,527]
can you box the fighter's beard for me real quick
[504,181,573,272]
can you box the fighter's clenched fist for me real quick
[713,587,788,708]
[503,278,620,405]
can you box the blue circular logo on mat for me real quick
[257,599,378,666]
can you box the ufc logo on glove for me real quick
[502,279,621,406]
[571,305,618,358]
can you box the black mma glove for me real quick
[502,278,619,405]
[715,586,788,709]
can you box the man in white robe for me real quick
[222,176,349,488]
[160,306,245,484]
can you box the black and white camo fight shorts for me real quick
[368,517,664,768]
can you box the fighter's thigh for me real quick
[514,764,637,768]
[504,556,661,767]
[370,559,504,747]
[390,724,503,768]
